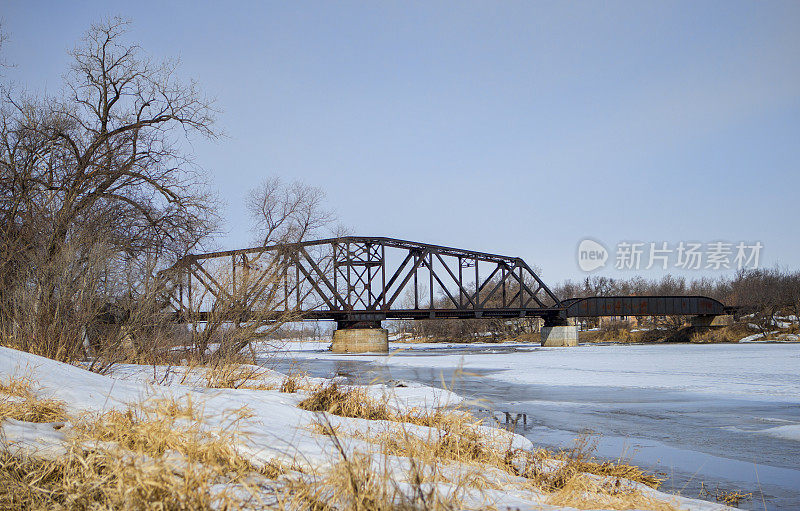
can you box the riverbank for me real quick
[0,346,736,510]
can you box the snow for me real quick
[739,331,777,342]
[269,341,800,402]
[759,425,800,442]
[739,330,799,343]
[1,418,69,459]
[0,346,736,510]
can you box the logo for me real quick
[577,239,608,272]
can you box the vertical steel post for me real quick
[295,251,301,308]
[458,256,463,307]
[187,268,192,318]
[381,244,386,309]
[429,251,434,309]
[413,252,419,310]
[474,256,479,309]
[333,242,338,308]
[367,243,373,308]
[231,254,236,295]
[502,264,506,308]
[283,255,289,309]
[346,242,352,309]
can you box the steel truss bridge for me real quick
[162,236,733,328]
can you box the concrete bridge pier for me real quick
[330,320,389,353]
[690,314,735,328]
[541,317,578,347]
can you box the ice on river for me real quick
[261,340,800,510]
[265,341,800,402]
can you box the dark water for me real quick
[260,345,800,510]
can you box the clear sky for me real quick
[2,1,798,283]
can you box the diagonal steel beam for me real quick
[293,254,337,310]
[429,262,460,309]
[434,252,477,308]
[479,262,518,308]
[386,250,427,308]
[372,250,414,308]
[462,262,503,309]
[299,246,344,308]
[506,265,546,308]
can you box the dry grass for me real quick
[698,481,753,507]
[377,429,673,510]
[0,446,254,510]
[547,473,676,511]
[690,324,750,343]
[202,362,279,390]
[584,322,753,345]
[300,383,673,510]
[276,366,315,393]
[282,454,451,510]
[0,378,280,510]
[287,415,466,511]
[0,375,67,423]
[76,395,256,473]
[297,382,472,431]
[593,323,639,343]
[280,372,304,393]
[299,383,395,421]
[543,435,664,490]
[196,361,315,394]
[588,324,678,344]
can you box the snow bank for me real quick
[0,348,150,412]
[0,347,734,510]
[740,331,799,343]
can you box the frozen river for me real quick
[261,341,800,510]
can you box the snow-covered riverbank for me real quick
[0,346,736,510]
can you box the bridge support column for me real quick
[690,314,735,328]
[331,320,389,353]
[541,317,578,347]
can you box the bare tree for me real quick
[0,18,219,361]
[247,176,335,245]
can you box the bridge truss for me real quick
[163,236,565,326]
[161,236,732,327]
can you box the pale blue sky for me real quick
[2,1,798,282]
